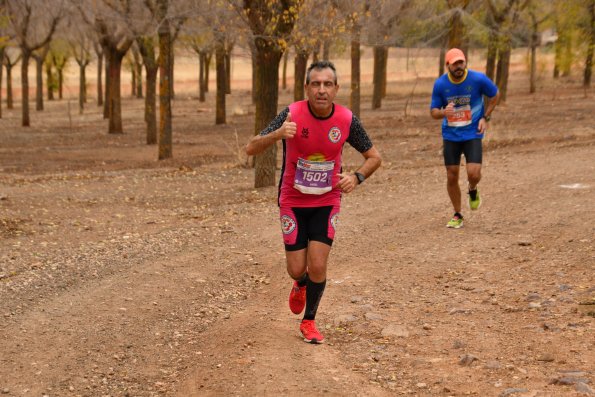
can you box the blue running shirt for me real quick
[430,69,498,142]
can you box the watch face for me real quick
[356,173,364,183]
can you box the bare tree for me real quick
[0,5,8,119]
[44,53,55,100]
[184,31,214,103]
[93,41,104,106]
[583,0,595,87]
[493,0,526,102]
[525,1,550,93]
[446,0,470,50]
[136,34,159,144]
[156,0,172,159]
[215,34,225,124]
[79,0,135,134]
[50,41,70,100]
[241,0,301,188]
[332,0,369,117]
[67,17,94,113]
[6,0,63,126]
[368,0,412,110]
[186,0,238,124]
[3,49,21,109]
[130,42,143,98]
[290,1,339,102]
[485,0,517,81]
[31,42,50,110]
[0,46,3,119]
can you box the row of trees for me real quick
[1,0,594,187]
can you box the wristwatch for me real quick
[484,114,491,122]
[354,172,365,184]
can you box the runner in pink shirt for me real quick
[246,61,382,343]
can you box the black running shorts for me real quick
[279,206,340,251]
[443,138,483,166]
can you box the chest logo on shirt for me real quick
[328,127,341,143]
[307,153,326,161]
[301,127,309,139]
[280,215,296,235]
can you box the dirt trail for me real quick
[1,78,594,396]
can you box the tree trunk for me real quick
[205,52,212,93]
[485,30,499,80]
[448,7,466,49]
[250,43,257,103]
[169,44,175,100]
[199,52,206,102]
[104,57,110,118]
[215,44,226,125]
[0,48,3,119]
[350,33,361,118]
[529,32,538,93]
[58,68,64,99]
[79,62,87,113]
[553,47,561,77]
[21,51,31,126]
[253,48,283,188]
[293,49,308,102]
[45,61,54,100]
[131,62,136,97]
[158,3,173,160]
[584,0,595,87]
[106,51,125,134]
[312,43,320,63]
[6,63,14,109]
[323,39,330,60]
[137,36,158,145]
[372,45,386,110]
[382,46,388,98]
[439,46,446,76]
[135,55,143,98]
[35,56,44,111]
[562,33,572,77]
[225,48,232,95]
[495,41,511,102]
[96,50,104,107]
[145,65,158,144]
[282,50,288,90]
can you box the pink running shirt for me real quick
[279,100,353,207]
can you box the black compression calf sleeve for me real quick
[296,273,309,287]
[303,279,326,321]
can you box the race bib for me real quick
[447,104,472,127]
[294,158,334,195]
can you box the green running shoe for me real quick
[468,188,481,211]
[446,213,464,229]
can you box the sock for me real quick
[296,273,309,288]
[469,189,477,200]
[454,212,463,219]
[303,279,326,321]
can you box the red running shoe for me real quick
[300,320,324,344]
[288,281,306,314]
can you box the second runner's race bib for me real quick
[294,158,334,195]
[446,104,472,127]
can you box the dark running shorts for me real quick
[279,206,340,251]
[443,138,483,166]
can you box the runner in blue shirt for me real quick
[430,48,501,228]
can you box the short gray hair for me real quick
[306,61,337,85]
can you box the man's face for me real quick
[448,60,466,79]
[305,68,339,117]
